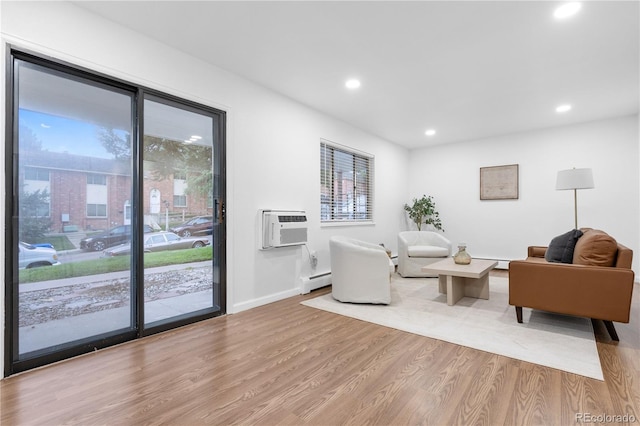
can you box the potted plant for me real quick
[403,195,444,231]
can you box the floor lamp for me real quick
[556,168,594,229]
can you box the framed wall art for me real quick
[480,164,519,200]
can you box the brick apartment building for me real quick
[20,150,212,232]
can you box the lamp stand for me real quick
[573,189,578,229]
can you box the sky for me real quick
[19,109,127,159]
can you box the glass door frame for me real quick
[138,92,227,336]
[4,48,226,376]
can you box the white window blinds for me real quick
[320,140,374,222]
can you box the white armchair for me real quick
[329,236,394,304]
[397,231,452,277]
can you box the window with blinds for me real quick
[320,140,374,222]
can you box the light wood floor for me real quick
[1,271,639,425]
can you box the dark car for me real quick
[102,231,210,256]
[80,224,154,251]
[170,215,213,237]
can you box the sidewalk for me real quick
[19,289,215,354]
[19,261,212,292]
[17,261,217,354]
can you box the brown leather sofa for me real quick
[509,229,635,340]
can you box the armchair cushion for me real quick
[397,231,452,277]
[573,228,618,267]
[544,229,583,263]
[408,245,450,257]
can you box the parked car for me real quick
[170,215,213,237]
[102,231,210,256]
[19,242,61,269]
[81,224,154,251]
[32,243,55,249]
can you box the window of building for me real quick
[173,195,187,207]
[320,140,374,223]
[23,168,51,217]
[86,203,107,217]
[87,174,107,185]
[173,171,187,207]
[24,167,50,181]
[87,173,108,218]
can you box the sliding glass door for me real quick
[11,59,136,362]
[142,97,220,326]
[6,51,225,375]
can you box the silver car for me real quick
[103,231,210,256]
[19,242,61,269]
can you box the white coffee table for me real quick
[421,258,498,306]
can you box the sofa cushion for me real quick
[573,229,617,267]
[545,229,583,263]
[408,245,449,257]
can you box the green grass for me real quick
[28,235,76,251]
[19,246,213,284]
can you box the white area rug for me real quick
[302,275,603,380]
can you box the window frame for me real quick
[320,139,374,225]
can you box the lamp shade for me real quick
[556,168,594,190]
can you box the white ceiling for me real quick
[74,1,639,149]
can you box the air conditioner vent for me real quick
[260,210,308,249]
[278,215,307,223]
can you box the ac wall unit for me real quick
[260,210,308,249]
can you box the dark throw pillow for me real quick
[545,229,583,263]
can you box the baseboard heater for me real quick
[474,257,510,269]
[301,272,332,294]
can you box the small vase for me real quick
[453,244,471,265]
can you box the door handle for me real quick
[215,199,225,224]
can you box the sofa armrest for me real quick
[527,246,547,258]
[509,260,635,323]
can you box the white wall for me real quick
[408,115,640,273]
[0,1,410,371]
[2,1,638,377]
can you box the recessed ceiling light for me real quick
[425,129,436,136]
[556,104,572,113]
[345,79,361,90]
[554,2,582,19]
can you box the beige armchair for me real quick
[330,236,394,304]
[397,231,451,277]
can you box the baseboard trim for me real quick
[231,288,300,314]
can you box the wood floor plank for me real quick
[1,276,639,425]
[447,352,513,426]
